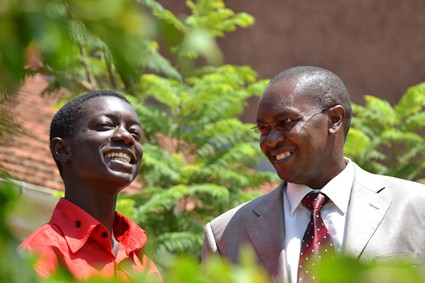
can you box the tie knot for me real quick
[301,192,329,211]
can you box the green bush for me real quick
[122,64,274,261]
[345,83,425,183]
[0,179,36,283]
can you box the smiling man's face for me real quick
[257,78,336,188]
[67,96,143,191]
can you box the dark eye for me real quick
[275,118,299,131]
[257,125,270,135]
[130,130,142,142]
[97,121,113,130]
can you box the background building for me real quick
[160,0,425,121]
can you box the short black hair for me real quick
[269,66,352,137]
[49,90,131,176]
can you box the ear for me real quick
[328,105,345,134]
[50,137,71,163]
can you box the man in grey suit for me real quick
[202,66,425,283]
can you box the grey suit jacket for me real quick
[202,163,425,282]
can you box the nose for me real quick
[111,126,134,145]
[266,128,285,147]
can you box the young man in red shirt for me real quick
[19,90,162,281]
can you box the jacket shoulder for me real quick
[209,183,284,238]
[352,162,425,194]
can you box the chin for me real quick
[275,171,298,184]
[103,171,135,189]
[115,173,136,186]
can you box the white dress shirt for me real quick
[283,160,354,283]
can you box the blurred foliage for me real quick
[317,255,425,283]
[345,82,425,183]
[0,179,35,283]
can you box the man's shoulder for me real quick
[209,200,251,227]
[352,162,425,195]
[210,182,284,227]
[19,222,63,252]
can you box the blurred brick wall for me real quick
[0,75,64,190]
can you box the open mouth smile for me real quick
[106,152,131,163]
[274,150,294,161]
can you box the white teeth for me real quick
[276,151,292,161]
[106,152,131,163]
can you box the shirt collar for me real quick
[51,198,147,255]
[286,159,354,215]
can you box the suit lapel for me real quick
[246,182,288,282]
[343,164,392,259]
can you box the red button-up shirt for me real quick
[19,198,162,281]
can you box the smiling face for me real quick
[66,96,143,192]
[257,78,344,188]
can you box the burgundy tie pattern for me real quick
[298,192,334,282]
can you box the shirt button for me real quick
[74,221,81,228]
[101,232,108,238]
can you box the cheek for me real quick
[295,134,325,161]
[74,138,104,160]
[136,144,143,160]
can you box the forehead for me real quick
[79,96,139,122]
[258,79,316,116]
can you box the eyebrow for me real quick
[256,110,301,124]
[102,113,142,128]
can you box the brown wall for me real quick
[159,0,425,121]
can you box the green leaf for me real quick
[156,231,204,254]
[187,184,230,202]
[344,128,371,160]
[395,82,425,118]
[141,0,187,32]
[404,111,425,131]
[363,95,397,126]
[136,185,189,217]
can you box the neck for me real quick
[309,157,347,190]
[65,188,118,232]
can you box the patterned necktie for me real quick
[298,192,335,282]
